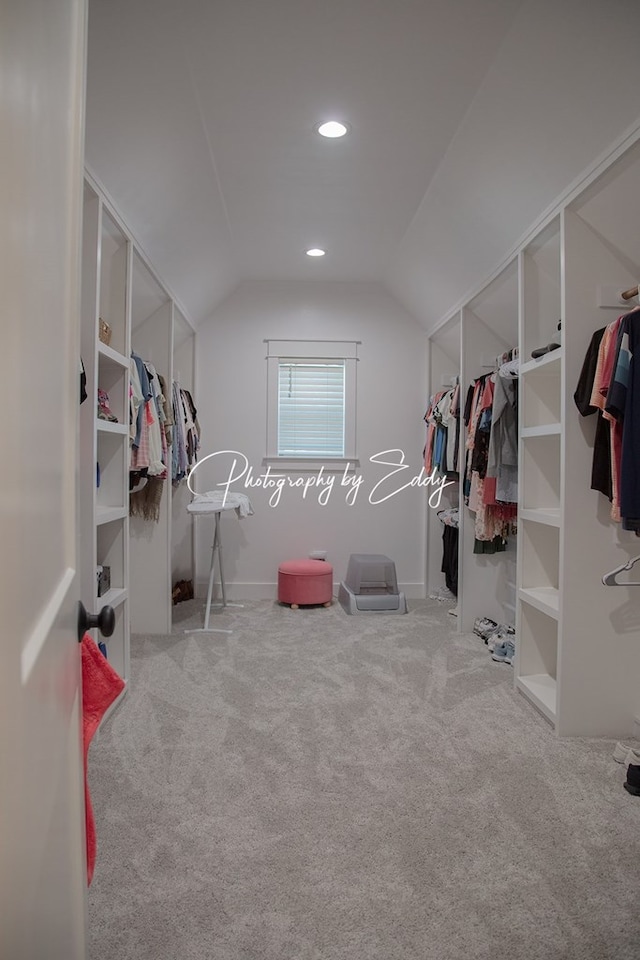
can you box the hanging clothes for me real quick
[573,326,613,501]
[463,356,518,551]
[129,354,174,522]
[575,309,640,532]
[604,310,640,532]
[423,389,446,474]
[423,382,459,477]
[486,358,519,503]
[171,380,201,484]
[437,507,459,596]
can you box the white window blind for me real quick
[265,339,359,467]
[278,361,345,457]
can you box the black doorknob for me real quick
[77,601,116,643]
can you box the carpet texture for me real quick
[87,599,640,960]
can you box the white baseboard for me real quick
[195,580,426,601]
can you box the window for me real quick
[278,361,345,457]
[265,339,359,468]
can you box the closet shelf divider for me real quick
[518,586,560,620]
[515,674,557,722]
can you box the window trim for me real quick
[264,339,359,470]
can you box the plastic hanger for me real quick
[602,555,640,586]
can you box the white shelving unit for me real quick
[129,251,173,635]
[516,216,562,721]
[548,131,640,736]
[80,172,199,690]
[514,133,640,735]
[458,259,519,634]
[428,122,640,736]
[171,311,196,592]
[127,237,197,636]
[516,215,562,723]
[79,181,131,695]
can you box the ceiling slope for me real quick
[386,0,640,331]
[85,0,640,331]
[85,0,522,325]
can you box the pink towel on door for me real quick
[81,632,125,884]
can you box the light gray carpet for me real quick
[87,598,640,960]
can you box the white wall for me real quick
[388,0,640,331]
[194,280,429,600]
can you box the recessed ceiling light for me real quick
[306,248,326,257]
[316,121,349,138]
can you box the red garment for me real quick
[483,475,498,506]
[81,632,125,884]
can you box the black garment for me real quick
[441,525,458,596]
[80,358,87,404]
[573,327,612,501]
[463,382,476,427]
[473,535,507,555]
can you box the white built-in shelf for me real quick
[516,674,557,723]
[521,423,561,438]
[520,349,562,377]
[81,180,132,701]
[519,586,560,620]
[98,341,129,369]
[96,505,128,526]
[520,507,561,527]
[96,419,128,435]
[98,587,127,609]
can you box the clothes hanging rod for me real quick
[621,284,639,301]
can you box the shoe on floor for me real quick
[624,761,640,796]
[487,627,515,653]
[473,617,498,640]
[613,741,639,764]
[613,742,640,766]
[487,629,502,652]
[430,587,456,602]
[492,639,515,664]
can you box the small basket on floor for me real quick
[278,559,333,609]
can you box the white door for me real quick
[0,1,89,957]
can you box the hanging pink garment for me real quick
[81,632,125,884]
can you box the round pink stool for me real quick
[278,559,334,608]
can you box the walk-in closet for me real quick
[10,1,640,958]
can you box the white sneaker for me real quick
[487,628,512,653]
[491,639,515,664]
[613,742,640,765]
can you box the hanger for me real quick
[602,554,640,586]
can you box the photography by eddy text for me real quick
[188,449,454,509]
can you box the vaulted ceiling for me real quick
[85,0,640,330]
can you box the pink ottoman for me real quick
[278,559,334,608]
